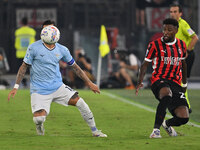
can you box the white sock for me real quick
[33,116,46,125]
[76,98,97,132]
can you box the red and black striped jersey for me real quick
[145,37,186,85]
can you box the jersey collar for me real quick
[42,42,56,51]
[161,37,176,45]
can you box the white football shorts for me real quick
[31,84,77,115]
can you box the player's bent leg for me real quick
[68,94,107,137]
[33,109,47,136]
[150,87,172,138]
[171,106,189,126]
[163,106,189,137]
[76,98,107,137]
[162,120,177,137]
[165,116,189,127]
[174,106,189,119]
[153,88,172,130]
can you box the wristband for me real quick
[182,83,187,88]
[14,84,19,89]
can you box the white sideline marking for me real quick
[102,91,200,128]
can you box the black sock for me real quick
[154,96,172,129]
[166,117,178,127]
[166,117,189,127]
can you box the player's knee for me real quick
[175,117,189,126]
[33,116,46,125]
[68,93,79,106]
[34,109,47,116]
[179,117,189,125]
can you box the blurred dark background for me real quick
[0,0,199,78]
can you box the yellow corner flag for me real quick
[99,25,110,57]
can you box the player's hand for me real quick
[135,82,143,96]
[88,82,100,94]
[8,89,18,101]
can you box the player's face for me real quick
[163,24,177,43]
[170,7,182,21]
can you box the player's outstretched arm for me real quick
[8,62,28,101]
[136,61,149,96]
[71,63,100,94]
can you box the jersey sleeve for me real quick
[144,42,156,62]
[23,45,34,65]
[182,21,195,37]
[61,46,75,66]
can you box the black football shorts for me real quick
[151,79,189,116]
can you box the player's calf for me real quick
[76,98,96,129]
[162,120,177,137]
[76,98,107,137]
[33,116,46,135]
[176,117,189,126]
[166,117,189,127]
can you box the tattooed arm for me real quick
[15,62,29,84]
[71,63,91,84]
[8,62,29,101]
[71,63,100,93]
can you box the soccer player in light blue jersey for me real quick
[8,20,107,137]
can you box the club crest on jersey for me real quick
[55,54,60,58]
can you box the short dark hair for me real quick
[42,20,55,28]
[170,4,183,13]
[163,18,179,28]
[21,17,28,25]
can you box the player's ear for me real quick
[179,12,182,17]
[174,27,178,34]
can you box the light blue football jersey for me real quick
[23,40,75,95]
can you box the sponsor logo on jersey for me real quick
[161,56,180,66]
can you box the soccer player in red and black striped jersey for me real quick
[136,18,189,138]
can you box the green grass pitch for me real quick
[0,89,200,150]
